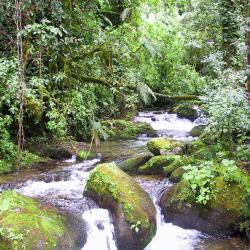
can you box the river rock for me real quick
[0,190,87,250]
[160,178,248,236]
[118,155,152,173]
[102,119,156,140]
[174,105,198,121]
[138,155,177,175]
[169,167,187,183]
[46,147,72,160]
[147,138,186,156]
[84,163,157,250]
[190,125,205,137]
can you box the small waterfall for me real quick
[134,111,199,140]
[82,209,117,250]
[135,176,204,250]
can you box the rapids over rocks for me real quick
[0,110,249,250]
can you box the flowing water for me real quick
[0,110,249,249]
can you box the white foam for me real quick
[82,209,117,250]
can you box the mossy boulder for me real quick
[147,138,186,156]
[169,167,187,183]
[189,125,205,137]
[0,191,87,250]
[138,155,180,175]
[163,155,194,177]
[102,120,156,140]
[76,150,96,161]
[84,163,156,250]
[160,177,249,236]
[174,105,199,121]
[118,156,151,173]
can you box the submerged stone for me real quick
[85,163,156,250]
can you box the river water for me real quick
[0,111,249,249]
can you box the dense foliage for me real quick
[0,1,249,168]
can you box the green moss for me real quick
[118,156,151,173]
[0,191,67,250]
[138,155,179,174]
[76,150,96,161]
[169,167,187,183]
[189,125,205,137]
[147,138,185,155]
[173,105,198,121]
[85,163,156,232]
[163,155,195,176]
[102,120,156,140]
[0,151,43,176]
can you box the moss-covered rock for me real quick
[163,155,194,177]
[118,156,152,173]
[76,150,96,161]
[0,191,87,250]
[138,155,179,175]
[84,163,156,250]
[160,177,249,236]
[174,105,199,121]
[147,138,186,156]
[169,167,187,183]
[102,120,157,140]
[189,125,205,137]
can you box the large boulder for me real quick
[85,163,156,250]
[0,190,87,250]
[160,177,249,236]
[174,105,199,121]
[118,155,152,173]
[147,138,186,156]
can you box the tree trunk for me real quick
[220,0,241,67]
[247,2,250,95]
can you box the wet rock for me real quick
[147,138,186,156]
[190,125,206,137]
[174,105,199,121]
[46,148,72,160]
[138,155,176,175]
[163,156,195,177]
[169,167,187,183]
[0,190,87,249]
[102,119,156,140]
[118,155,152,173]
[160,177,249,236]
[85,163,156,250]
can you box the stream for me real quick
[0,111,249,250]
